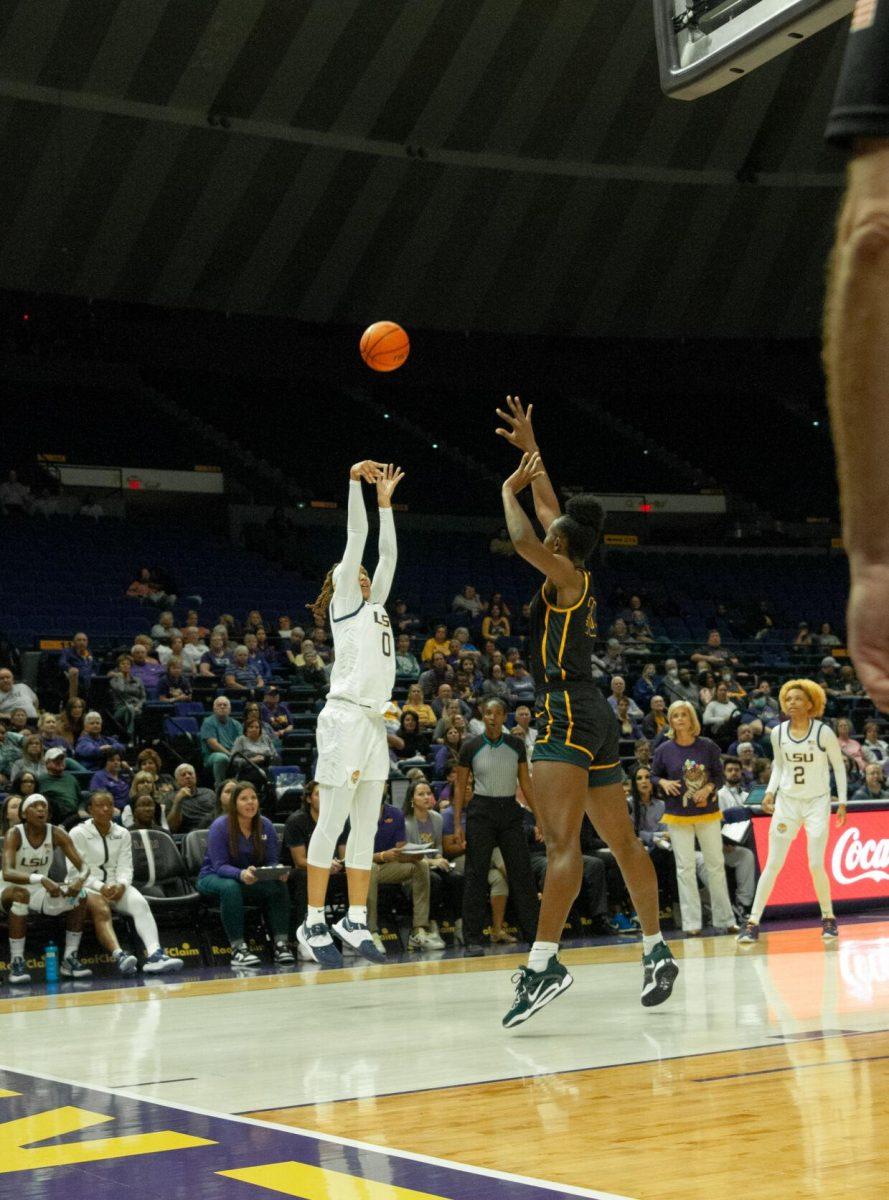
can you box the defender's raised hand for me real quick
[376,463,405,508]
[350,460,386,484]
[495,394,537,453]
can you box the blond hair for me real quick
[778,678,826,719]
[665,700,701,739]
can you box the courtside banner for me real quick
[752,810,889,906]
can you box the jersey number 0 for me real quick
[374,610,392,657]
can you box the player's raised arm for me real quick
[371,463,404,605]
[495,395,562,529]
[333,460,385,614]
[501,452,577,589]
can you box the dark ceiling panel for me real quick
[125,0,218,105]
[35,0,119,90]
[208,0,312,119]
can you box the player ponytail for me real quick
[307,563,338,625]
[556,494,605,565]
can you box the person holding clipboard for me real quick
[197,780,293,968]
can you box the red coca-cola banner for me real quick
[752,809,889,906]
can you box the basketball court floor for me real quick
[2,919,889,1199]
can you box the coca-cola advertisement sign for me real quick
[752,809,889,906]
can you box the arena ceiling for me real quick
[0,0,849,338]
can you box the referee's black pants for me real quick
[463,795,539,945]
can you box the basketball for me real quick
[359,320,410,372]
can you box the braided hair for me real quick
[307,562,338,625]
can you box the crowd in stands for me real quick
[1,573,886,984]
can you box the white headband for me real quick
[21,794,48,815]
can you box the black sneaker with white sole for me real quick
[502,955,573,1028]
[60,954,92,979]
[640,941,679,1007]
[8,957,31,985]
[230,946,262,969]
[274,941,295,965]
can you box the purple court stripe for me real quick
[0,1066,628,1200]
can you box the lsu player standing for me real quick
[738,679,847,945]
[297,459,404,967]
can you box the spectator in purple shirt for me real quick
[59,631,94,701]
[129,643,166,700]
[261,686,293,736]
[89,749,131,811]
[196,782,292,968]
[75,712,126,770]
[199,631,232,681]
[245,631,275,680]
[158,657,192,702]
[651,700,736,936]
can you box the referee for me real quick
[451,698,539,955]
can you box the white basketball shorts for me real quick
[315,699,390,789]
[772,794,831,841]
[26,883,80,917]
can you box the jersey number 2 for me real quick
[793,766,805,785]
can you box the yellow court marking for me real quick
[0,1104,213,1173]
[1,922,885,1015]
[220,1161,447,1199]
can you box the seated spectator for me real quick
[0,667,38,719]
[817,621,842,650]
[75,712,125,771]
[180,626,208,674]
[592,638,627,679]
[243,609,265,636]
[608,617,636,650]
[793,621,813,650]
[836,718,870,773]
[719,669,747,704]
[261,686,293,736]
[1,794,91,985]
[452,585,486,620]
[252,627,278,677]
[225,645,264,691]
[421,625,451,664]
[661,662,700,710]
[129,643,165,700]
[482,663,511,704]
[10,734,46,784]
[705,761,756,919]
[631,738,653,772]
[151,611,180,643]
[818,656,842,695]
[404,778,460,935]
[389,710,431,762]
[127,790,170,832]
[736,742,758,788]
[489,527,515,557]
[364,795,444,951]
[642,695,669,740]
[456,654,482,692]
[511,704,537,754]
[215,777,237,817]
[282,780,346,937]
[126,566,176,608]
[89,749,131,812]
[37,747,84,826]
[135,748,174,801]
[68,791,182,975]
[702,682,742,750]
[837,664,865,696]
[58,697,87,747]
[108,653,146,739]
[290,639,329,692]
[632,663,659,712]
[165,762,217,832]
[861,720,889,762]
[121,770,169,831]
[0,721,23,785]
[615,696,642,740]
[231,714,281,772]
[747,679,780,723]
[159,657,192,702]
[0,468,32,515]
[395,634,421,678]
[853,763,889,801]
[481,604,510,642]
[506,661,535,708]
[402,683,437,730]
[717,757,749,809]
[59,631,95,701]
[525,808,612,935]
[691,629,739,669]
[1,791,24,834]
[196,782,292,968]
[199,631,232,681]
[432,699,467,744]
[607,676,643,720]
[156,634,185,668]
[419,652,454,701]
[201,696,244,785]
[390,599,421,635]
[697,670,718,708]
[621,594,654,640]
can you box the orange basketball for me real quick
[359,321,410,372]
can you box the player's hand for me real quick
[100,884,117,900]
[836,803,847,829]
[240,866,257,885]
[495,394,538,453]
[761,792,775,814]
[376,463,405,507]
[847,562,889,712]
[503,451,545,496]
[350,460,386,484]
[330,859,344,874]
[41,877,62,896]
[659,778,682,797]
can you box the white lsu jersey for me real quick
[12,823,54,874]
[327,598,395,710]
[769,719,843,802]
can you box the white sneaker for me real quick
[409,927,446,951]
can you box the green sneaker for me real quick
[502,955,573,1028]
[641,941,679,1007]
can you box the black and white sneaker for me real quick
[502,956,574,1028]
[332,917,387,963]
[296,920,343,967]
[274,941,295,965]
[822,917,839,941]
[142,949,184,974]
[8,957,31,985]
[640,941,678,1007]
[230,946,262,969]
[115,951,138,976]
[60,954,92,979]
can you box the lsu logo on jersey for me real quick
[373,611,391,629]
[584,596,598,638]
[788,751,814,763]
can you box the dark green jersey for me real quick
[528,569,598,692]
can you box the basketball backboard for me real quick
[654,0,853,99]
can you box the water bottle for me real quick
[45,942,59,983]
